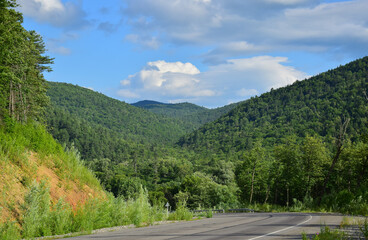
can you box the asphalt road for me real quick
[68,212,346,240]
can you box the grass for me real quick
[303,217,368,240]
[0,181,193,239]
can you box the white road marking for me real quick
[247,214,313,240]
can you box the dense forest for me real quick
[46,82,197,144]
[1,2,368,238]
[44,57,368,215]
[179,58,368,152]
[0,0,52,123]
[0,1,194,238]
[178,57,368,209]
[132,100,239,129]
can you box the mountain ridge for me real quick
[178,56,368,152]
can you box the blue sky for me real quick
[18,0,368,108]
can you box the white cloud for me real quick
[118,56,308,107]
[122,0,368,63]
[121,79,131,86]
[119,60,213,101]
[18,0,89,29]
[202,56,308,94]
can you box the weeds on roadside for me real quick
[169,200,193,221]
[0,221,21,240]
[358,218,368,239]
[302,226,345,240]
[0,181,192,239]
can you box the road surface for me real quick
[68,212,346,240]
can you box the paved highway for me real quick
[69,212,345,240]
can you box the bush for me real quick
[303,226,346,240]
[22,181,52,238]
[169,200,193,221]
[0,221,21,240]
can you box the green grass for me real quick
[0,181,192,239]
[0,119,101,189]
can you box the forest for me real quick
[1,1,368,239]
[45,57,368,215]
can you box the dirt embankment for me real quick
[0,152,104,223]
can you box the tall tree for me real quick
[301,136,329,198]
[0,0,52,122]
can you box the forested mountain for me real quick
[132,100,239,129]
[45,58,368,214]
[175,57,368,211]
[46,82,196,144]
[179,57,368,153]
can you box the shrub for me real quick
[0,221,21,240]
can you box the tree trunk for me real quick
[319,118,350,204]
[249,162,256,204]
[264,185,270,204]
[9,81,15,117]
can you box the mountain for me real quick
[46,82,196,145]
[132,100,240,129]
[178,56,368,153]
[132,100,171,107]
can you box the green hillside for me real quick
[132,100,239,129]
[178,57,368,153]
[132,100,207,118]
[46,82,195,144]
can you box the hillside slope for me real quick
[132,100,240,129]
[0,121,104,223]
[47,82,196,144]
[179,57,368,153]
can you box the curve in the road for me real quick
[247,214,312,240]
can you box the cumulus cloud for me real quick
[18,0,89,29]
[121,0,368,63]
[118,60,213,101]
[118,56,308,107]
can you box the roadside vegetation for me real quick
[302,217,368,240]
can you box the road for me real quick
[68,212,346,240]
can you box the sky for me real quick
[18,0,368,108]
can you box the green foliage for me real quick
[0,120,100,189]
[206,209,213,218]
[132,100,239,129]
[236,142,270,205]
[359,218,368,239]
[46,82,194,145]
[49,199,73,235]
[0,0,52,122]
[22,181,52,238]
[180,172,238,209]
[304,226,346,240]
[0,179,196,239]
[0,221,21,240]
[179,57,368,154]
[168,199,193,221]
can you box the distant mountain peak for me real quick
[132,100,170,107]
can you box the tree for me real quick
[0,0,52,122]
[273,139,302,206]
[236,141,269,204]
[301,136,329,198]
